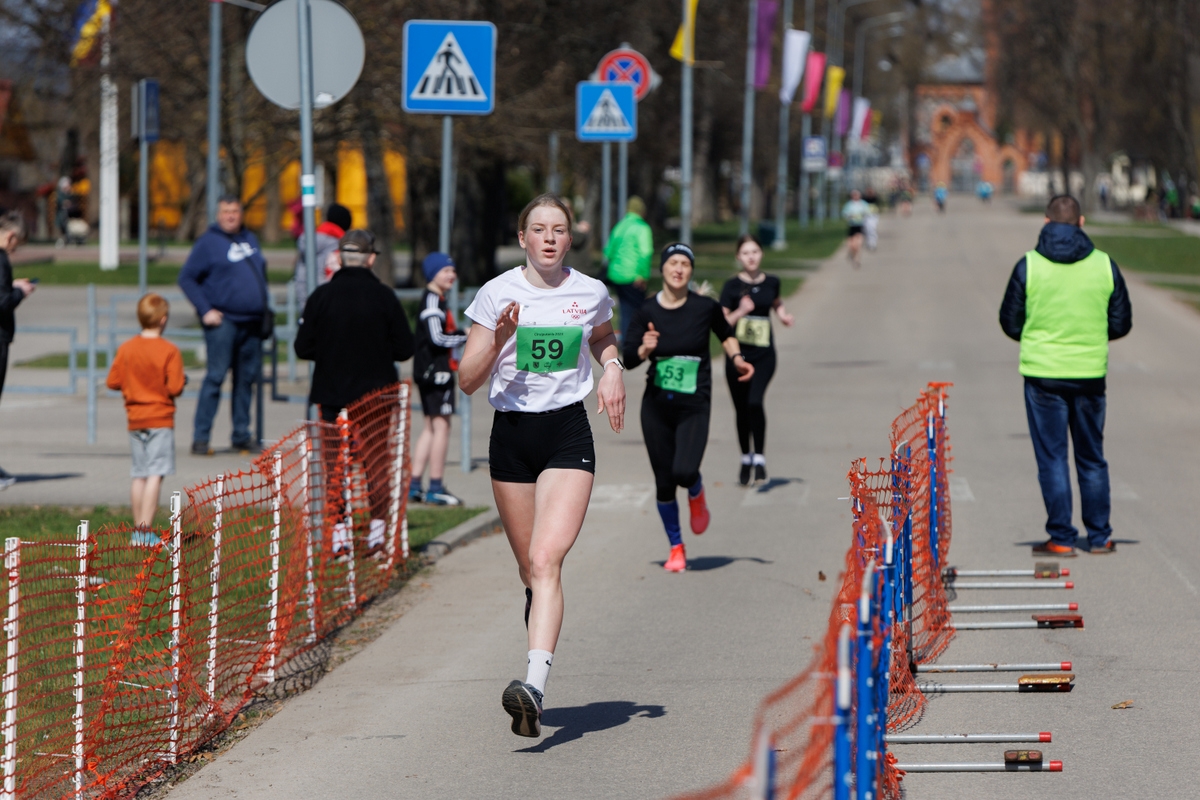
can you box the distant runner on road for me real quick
[624,243,753,572]
[842,189,870,267]
[460,194,626,739]
[721,235,794,486]
[999,194,1132,557]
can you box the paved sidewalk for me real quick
[11,201,1200,799]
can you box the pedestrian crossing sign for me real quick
[576,82,637,143]
[403,20,496,115]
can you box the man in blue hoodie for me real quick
[999,195,1132,557]
[178,196,268,455]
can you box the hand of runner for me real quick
[778,309,795,327]
[734,356,755,383]
[738,295,756,315]
[494,302,520,346]
[638,322,659,360]
[596,362,625,433]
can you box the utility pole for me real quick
[98,13,119,270]
[739,0,759,237]
[680,0,695,245]
[798,0,815,229]
[207,0,222,225]
[773,0,794,249]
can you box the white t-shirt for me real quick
[465,266,614,413]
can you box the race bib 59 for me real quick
[515,325,583,373]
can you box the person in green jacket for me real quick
[604,196,654,342]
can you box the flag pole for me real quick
[739,0,758,237]
[679,0,694,245]
[98,12,119,270]
[798,0,814,229]
[773,0,794,250]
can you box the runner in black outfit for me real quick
[625,243,753,572]
[720,234,794,486]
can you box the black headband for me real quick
[660,242,695,269]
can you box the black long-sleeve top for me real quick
[295,266,414,408]
[0,251,25,343]
[623,292,734,405]
[998,222,1132,394]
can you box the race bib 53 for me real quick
[654,356,700,394]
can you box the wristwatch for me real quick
[603,358,625,372]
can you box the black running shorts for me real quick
[488,401,596,483]
[847,224,864,238]
[418,380,456,417]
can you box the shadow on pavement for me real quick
[516,701,666,753]
[750,477,803,493]
[650,556,774,571]
[13,473,83,484]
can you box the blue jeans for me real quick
[193,318,261,446]
[1024,380,1112,547]
[614,281,647,344]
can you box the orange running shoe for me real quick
[664,544,687,572]
[688,488,710,534]
[1031,540,1077,558]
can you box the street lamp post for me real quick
[825,0,885,220]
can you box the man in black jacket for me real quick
[0,211,37,490]
[999,195,1132,556]
[295,230,414,552]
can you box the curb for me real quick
[420,506,503,562]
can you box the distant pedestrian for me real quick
[106,294,186,539]
[294,229,415,556]
[178,195,270,456]
[410,252,468,506]
[603,196,654,342]
[999,194,1132,557]
[842,189,869,267]
[0,211,36,490]
[294,202,352,307]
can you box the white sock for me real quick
[741,454,753,465]
[752,453,766,466]
[525,650,553,695]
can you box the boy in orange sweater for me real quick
[106,294,186,534]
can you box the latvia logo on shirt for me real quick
[562,301,588,321]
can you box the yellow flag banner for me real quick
[823,65,845,119]
[70,0,112,66]
[670,0,700,64]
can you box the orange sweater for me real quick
[106,336,186,430]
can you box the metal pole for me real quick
[339,410,357,609]
[266,452,282,683]
[888,733,1052,744]
[2,537,20,800]
[916,663,1072,674]
[87,284,96,445]
[618,140,629,222]
[895,761,1063,773]
[799,113,811,228]
[774,0,794,249]
[680,0,694,245]
[72,520,86,800]
[298,0,318,300]
[601,142,612,247]
[855,560,877,800]
[949,603,1078,613]
[389,384,408,566]
[167,492,182,763]
[207,475,224,705]
[138,117,149,297]
[99,15,119,270]
[440,115,453,253]
[949,581,1074,590]
[302,431,317,644]
[945,567,1069,579]
[207,0,222,225]
[834,623,852,800]
[548,132,561,194]
[739,0,758,237]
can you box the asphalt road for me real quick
[10,199,1198,799]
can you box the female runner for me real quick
[720,235,794,486]
[624,243,753,572]
[460,194,625,739]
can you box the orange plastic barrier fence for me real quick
[0,383,411,799]
[671,383,952,800]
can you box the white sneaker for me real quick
[367,518,386,550]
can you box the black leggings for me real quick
[725,350,776,455]
[641,395,711,503]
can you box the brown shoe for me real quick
[1032,540,1077,558]
[1087,540,1116,555]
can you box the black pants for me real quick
[641,394,710,503]
[725,349,776,455]
[0,339,8,402]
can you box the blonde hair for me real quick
[137,293,169,329]
[518,193,574,233]
[0,211,25,240]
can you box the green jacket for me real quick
[603,213,654,285]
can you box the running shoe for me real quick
[1087,540,1116,555]
[524,587,533,628]
[190,442,214,456]
[1031,540,1077,558]
[664,544,687,572]
[425,488,463,506]
[408,484,425,504]
[0,468,15,491]
[753,463,768,484]
[688,488,710,535]
[738,463,752,487]
[502,680,543,737]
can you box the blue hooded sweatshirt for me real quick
[178,224,268,324]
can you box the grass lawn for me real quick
[0,503,486,553]
[1089,228,1200,275]
[16,349,203,369]
[11,261,294,286]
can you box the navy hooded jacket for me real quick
[178,224,268,324]
[998,221,1132,393]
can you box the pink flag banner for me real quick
[800,51,826,112]
[754,0,780,89]
[835,89,852,136]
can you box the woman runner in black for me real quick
[625,243,753,572]
[720,234,794,486]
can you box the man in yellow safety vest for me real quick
[999,194,1132,557]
